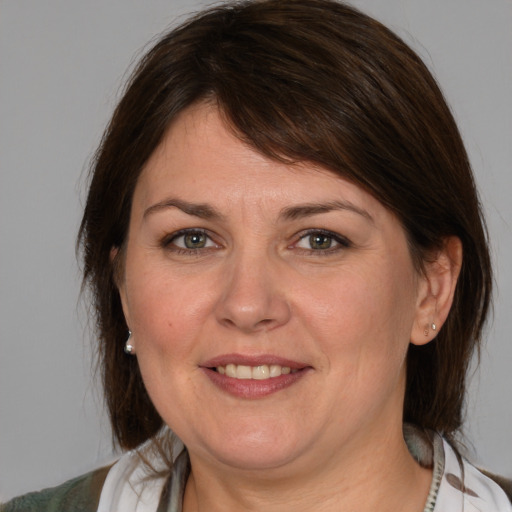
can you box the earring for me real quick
[124,330,135,355]
[424,322,437,337]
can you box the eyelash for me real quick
[161,228,351,256]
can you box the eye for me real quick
[294,229,350,253]
[303,233,334,250]
[164,229,217,252]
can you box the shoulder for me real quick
[0,465,112,512]
[440,437,512,510]
[478,469,512,504]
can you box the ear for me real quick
[110,246,131,327]
[410,237,462,345]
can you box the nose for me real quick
[215,250,292,333]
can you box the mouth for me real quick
[213,364,299,380]
[201,354,311,398]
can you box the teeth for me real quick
[225,364,237,378]
[236,365,252,379]
[269,364,282,378]
[216,364,296,379]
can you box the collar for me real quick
[98,427,511,512]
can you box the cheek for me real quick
[125,265,218,358]
[297,263,417,369]
[126,269,214,411]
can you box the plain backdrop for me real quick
[1,0,511,501]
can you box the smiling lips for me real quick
[216,364,298,380]
[202,355,309,398]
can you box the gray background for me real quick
[1,0,511,501]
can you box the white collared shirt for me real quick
[97,430,511,512]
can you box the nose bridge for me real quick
[216,243,291,333]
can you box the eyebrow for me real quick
[143,198,224,220]
[280,200,374,223]
[143,198,374,223]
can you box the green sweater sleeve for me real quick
[1,465,112,512]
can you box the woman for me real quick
[2,0,510,510]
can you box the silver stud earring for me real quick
[124,330,135,355]
[424,322,437,337]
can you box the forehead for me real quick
[129,103,417,273]
[134,103,390,225]
[138,104,372,203]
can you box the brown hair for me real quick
[78,0,492,450]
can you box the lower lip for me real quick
[202,367,310,399]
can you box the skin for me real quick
[117,102,461,511]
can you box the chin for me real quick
[212,445,302,472]
[192,423,307,472]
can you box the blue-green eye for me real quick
[295,230,349,252]
[183,232,208,249]
[308,233,334,250]
[167,230,216,250]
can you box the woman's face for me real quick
[119,103,431,474]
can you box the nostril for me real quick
[219,315,281,333]
[215,276,292,332]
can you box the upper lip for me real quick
[201,353,309,370]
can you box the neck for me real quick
[182,424,432,512]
